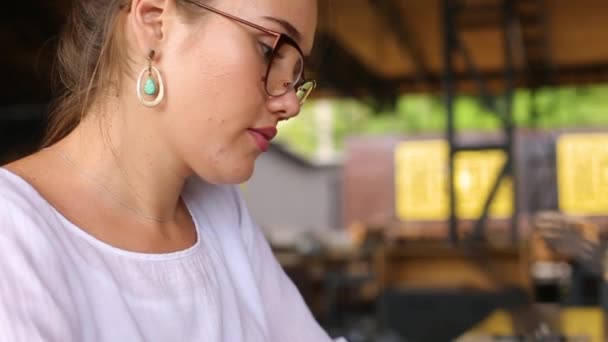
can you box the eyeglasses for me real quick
[182,0,317,105]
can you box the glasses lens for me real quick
[266,43,304,96]
[296,81,316,105]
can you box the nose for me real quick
[266,89,301,121]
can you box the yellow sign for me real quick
[458,308,603,342]
[557,133,608,215]
[395,140,513,221]
[395,140,448,220]
[560,308,604,342]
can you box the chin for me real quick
[227,168,255,184]
[195,163,255,185]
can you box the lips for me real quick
[250,127,278,141]
[248,127,277,152]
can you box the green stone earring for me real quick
[137,49,165,107]
[144,75,157,96]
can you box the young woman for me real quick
[0,0,342,340]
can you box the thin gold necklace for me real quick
[45,147,177,223]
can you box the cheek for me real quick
[185,132,257,184]
[163,114,256,183]
[160,88,258,181]
[157,26,265,182]
[173,28,264,95]
[163,37,265,122]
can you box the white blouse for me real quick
[0,168,343,342]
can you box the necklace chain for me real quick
[46,147,177,223]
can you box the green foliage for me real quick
[275,104,319,158]
[275,84,608,159]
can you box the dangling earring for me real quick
[136,50,165,107]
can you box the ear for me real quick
[128,0,172,60]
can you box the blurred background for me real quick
[2,0,608,341]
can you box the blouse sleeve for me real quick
[0,200,74,342]
[231,186,347,342]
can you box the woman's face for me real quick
[153,0,318,184]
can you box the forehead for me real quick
[234,0,318,53]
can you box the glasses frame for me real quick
[182,0,317,104]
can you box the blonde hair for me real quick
[43,0,209,147]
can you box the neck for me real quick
[52,99,191,225]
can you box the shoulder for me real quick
[0,168,76,303]
[0,151,69,222]
[0,167,48,221]
[0,169,78,341]
[0,168,61,255]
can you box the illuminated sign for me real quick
[557,133,608,215]
[395,140,513,221]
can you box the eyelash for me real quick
[259,43,273,62]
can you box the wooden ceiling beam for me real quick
[391,62,608,94]
[368,0,431,84]
[312,32,400,106]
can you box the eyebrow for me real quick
[263,16,303,45]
